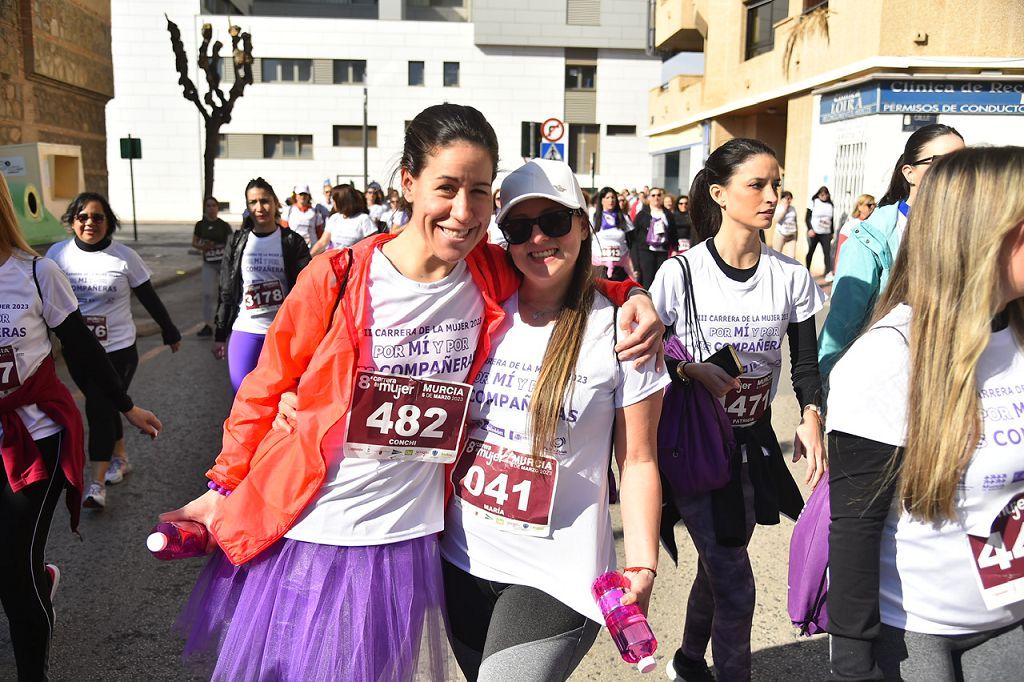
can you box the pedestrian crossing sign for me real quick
[540,142,564,161]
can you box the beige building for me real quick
[649,0,1024,264]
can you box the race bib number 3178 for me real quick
[344,370,472,463]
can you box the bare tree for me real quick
[166,17,254,200]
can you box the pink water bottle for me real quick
[147,521,209,560]
[592,571,658,673]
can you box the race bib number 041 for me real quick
[0,346,21,392]
[243,279,285,311]
[452,438,559,537]
[344,370,472,463]
[968,493,1024,610]
[723,373,772,427]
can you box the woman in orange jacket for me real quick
[161,104,663,682]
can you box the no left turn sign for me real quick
[542,118,565,142]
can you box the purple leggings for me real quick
[227,330,266,393]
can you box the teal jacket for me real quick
[818,203,903,383]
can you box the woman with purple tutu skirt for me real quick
[160,103,663,682]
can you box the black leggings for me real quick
[66,344,137,462]
[442,560,600,682]
[805,233,833,273]
[0,432,66,681]
[634,249,668,290]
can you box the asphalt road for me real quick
[0,272,830,681]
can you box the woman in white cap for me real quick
[440,158,667,681]
[282,184,324,248]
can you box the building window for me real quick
[567,0,601,27]
[408,61,425,86]
[217,134,228,158]
[803,0,828,11]
[520,122,542,158]
[606,125,636,136]
[567,124,600,175]
[443,61,460,87]
[263,134,313,159]
[333,125,378,147]
[744,0,788,60]
[261,58,313,82]
[565,64,596,90]
[333,60,366,84]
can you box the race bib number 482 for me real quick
[452,439,559,537]
[968,493,1024,610]
[344,370,472,463]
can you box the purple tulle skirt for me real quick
[176,534,450,681]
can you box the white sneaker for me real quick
[83,481,106,509]
[104,457,131,485]
[45,564,60,601]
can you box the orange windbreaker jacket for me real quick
[206,233,636,565]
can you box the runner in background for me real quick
[771,191,798,259]
[161,103,662,682]
[672,195,693,253]
[282,184,324,248]
[310,185,376,254]
[591,186,634,281]
[818,123,965,383]
[440,159,667,681]
[827,147,1024,682]
[0,176,161,679]
[631,187,678,289]
[380,188,408,234]
[805,186,835,279]
[365,181,387,231]
[315,179,333,225]
[47,192,181,510]
[487,187,507,248]
[832,194,875,274]
[651,138,826,682]
[212,178,311,392]
[192,196,233,338]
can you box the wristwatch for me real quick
[801,404,822,424]
[675,361,691,385]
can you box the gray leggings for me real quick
[442,560,601,682]
[876,620,1024,681]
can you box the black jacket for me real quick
[214,226,311,342]
[629,208,678,258]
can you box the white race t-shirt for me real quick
[651,242,825,426]
[0,254,79,441]
[46,239,151,351]
[232,230,288,335]
[828,304,1024,635]
[440,293,669,621]
[285,248,485,545]
[285,205,324,247]
[326,213,378,249]
[368,203,386,226]
[774,205,798,236]
[809,198,834,235]
[593,221,630,272]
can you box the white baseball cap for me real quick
[293,183,311,195]
[496,159,587,225]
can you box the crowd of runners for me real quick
[1,101,1023,682]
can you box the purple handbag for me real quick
[788,477,830,636]
[657,256,734,498]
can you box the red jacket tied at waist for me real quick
[0,355,85,531]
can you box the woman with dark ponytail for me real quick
[651,138,827,681]
[818,124,964,381]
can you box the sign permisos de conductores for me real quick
[820,79,1024,123]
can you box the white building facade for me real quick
[105,0,661,221]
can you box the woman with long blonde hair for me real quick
[827,146,1024,681]
[0,176,160,678]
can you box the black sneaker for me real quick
[667,649,716,681]
[197,324,213,337]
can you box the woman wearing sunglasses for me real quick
[440,158,667,681]
[833,194,876,273]
[818,124,964,383]
[46,193,180,510]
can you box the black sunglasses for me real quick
[908,154,944,167]
[500,209,579,246]
[75,212,106,224]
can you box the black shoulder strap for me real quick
[31,257,44,305]
[674,254,708,361]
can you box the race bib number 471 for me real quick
[968,493,1024,610]
[723,373,772,427]
[344,370,472,463]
